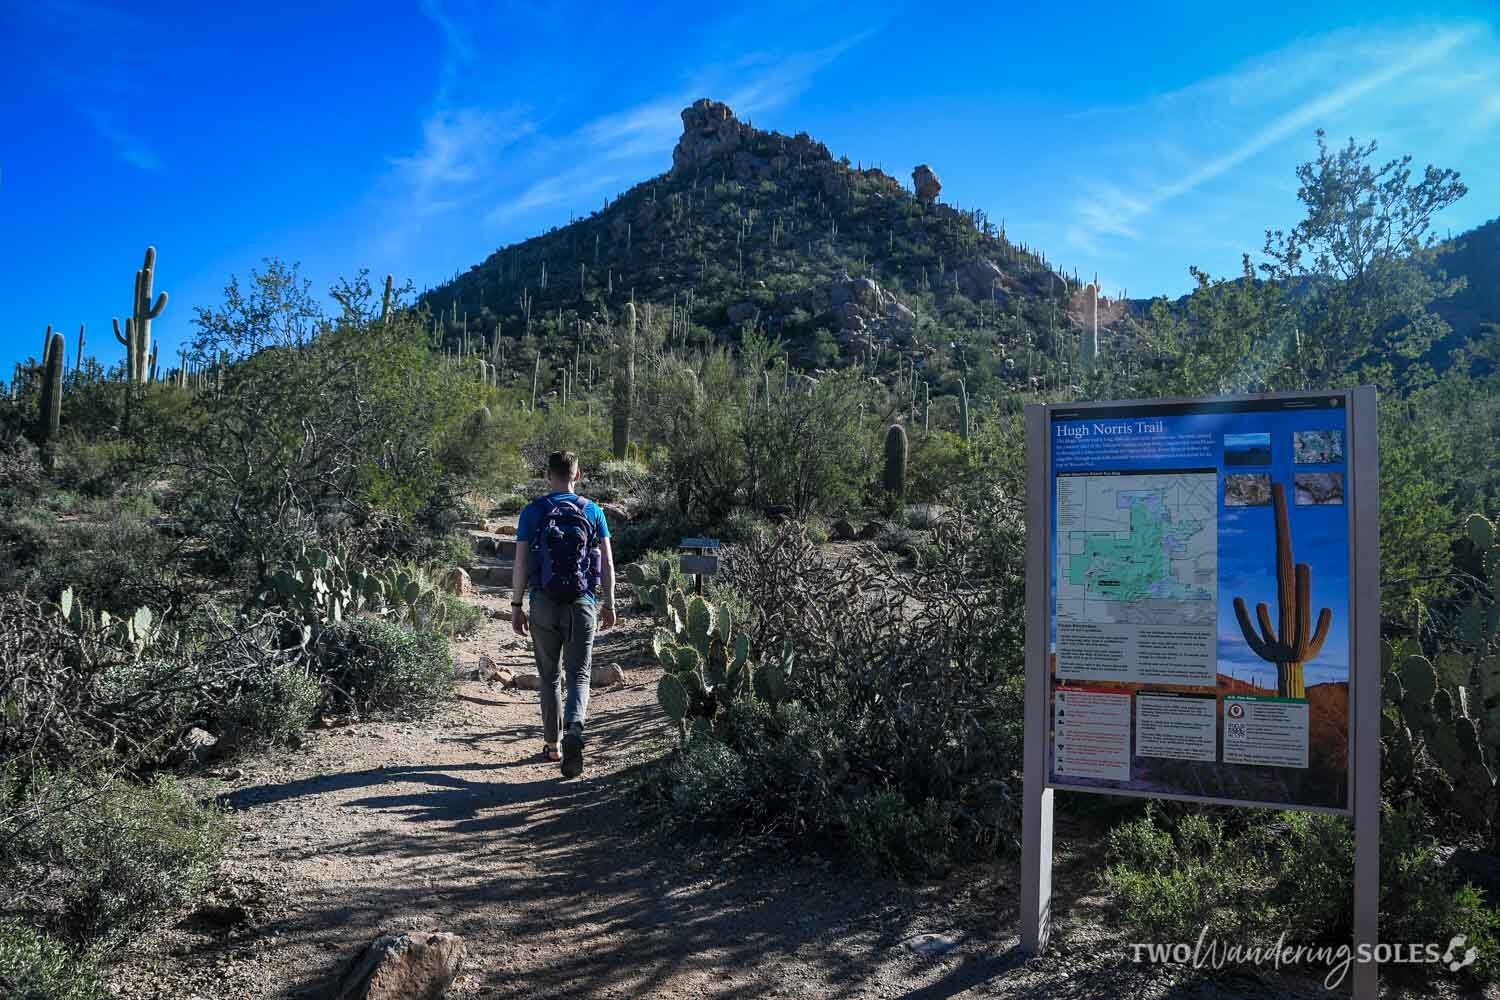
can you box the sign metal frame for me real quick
[1020,387,1379,998]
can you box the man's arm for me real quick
[511,540,530,636]
[599,538,617,629]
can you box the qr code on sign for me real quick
[1227,723,1248,740]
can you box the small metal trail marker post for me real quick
[678,537,720,595]
[1021,389,1379,998]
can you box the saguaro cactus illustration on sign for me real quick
[1232,482,1332,699]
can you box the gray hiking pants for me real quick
[529,589,597,744]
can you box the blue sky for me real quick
[4,0,1499,375]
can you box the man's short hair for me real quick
[547,450,579,481]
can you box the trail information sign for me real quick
[1048,394,1356,809]
[1020,389,1380,995]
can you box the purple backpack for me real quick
[537,497,601,602]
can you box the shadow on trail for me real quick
[207,699,1135,999]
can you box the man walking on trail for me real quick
[511,451,617,777]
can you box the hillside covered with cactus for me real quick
[414,98,1112,427]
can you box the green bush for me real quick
[0,505,187,613]
[1103,804,1500,985]
[0,920,107,1000]
[845,790,958,878]
[313,617,453,717]
[661,738,751,824]
[225,661,319,747]
[0,772,225,949]
[435,592,482,637]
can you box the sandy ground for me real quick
[107,559,1473,999]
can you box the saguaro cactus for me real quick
[37,327,64,465]
[958,379,970,440]
[612,302,636,460]
[381,273,394,323]
[1232,483,1331,698]
[112,246,168,384]
[883,424,908,500]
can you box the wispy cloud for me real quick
[79,106,163,172]
[1058,22,1499,263]
[375,11,877,256]
[26,0,166,171]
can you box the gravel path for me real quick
[109,571,1461,999]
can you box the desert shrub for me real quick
[716,507,771,545]
[0,592,313,775]
[655,509,1026,869]
[224,660,319,747]
[0,771,224,948]
[488,492,528,515]
[0,506,188,612]
[0,434,43,506]
[845,790,959,878]
[659,738,751,824]
[48,434,146,498]
[905,430,969,503]
[312,617,453,717]
[435,593,482,637]
[1103,804,1500,985]
[0,920,108,1000]
[411,530,476,571]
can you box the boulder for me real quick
[955,257,1005,300]
[512,672,542,691]
[591,663,625,688]
[475,654,504,683]
[912,164,941,206]
[439,567,471,597]
[335,931,465,1000]
[890,301,916,324]
[599,501,632,525]
[498,524,517,536]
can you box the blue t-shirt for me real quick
[517,492,611,599]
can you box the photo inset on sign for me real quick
[1295,471,1344,506]
[1223,432,1271,466]
[1225,473,1272,507]
[1294,429,1344,464]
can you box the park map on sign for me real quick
[1057,473,1217,627]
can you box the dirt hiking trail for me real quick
[113,568,1355,999]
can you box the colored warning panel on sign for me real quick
[1222,695,1310,768]
[1053,688,1131,782]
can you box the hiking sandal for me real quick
[541,743,561,763]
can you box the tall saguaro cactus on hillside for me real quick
[612,302,637,460]
[113,246,168,384]
[1232,483,1332,699]
[37,326,65,466]
[883,423,908,502]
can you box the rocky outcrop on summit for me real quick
[672,99,748,175]
[913,164,941,205]
[671,98,835,180]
